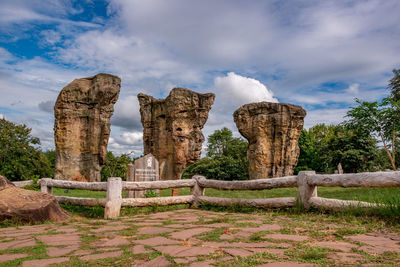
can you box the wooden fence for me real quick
[36,170,400,219]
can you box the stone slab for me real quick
[91,225,128,232]
[223,248,253,257]
[0,253,28,262]
[47,245,78,257]
[137,227,175,235]
[0,238,36,250]
[347,234,400,254]
[189,260,215,267]
[22,257,70,267]
[131,244,152,254]
[154,245,214,257]
[81,250,123,261]
[140,256,170,267]
[93,237,130,247]
[170,227,213,240]
[134,236,179,246]
[36,234,80,246]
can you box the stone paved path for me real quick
[0,209,399,266]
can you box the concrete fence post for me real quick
[297,171,317,209]
[126,163,135,198]
[40,178,53,194]
[190,175,205,208]
[104,177,122,219]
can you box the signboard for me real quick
[127,153,159,198]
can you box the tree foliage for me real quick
[345,97,399,170]
[100,151,133,181]
[0,119,52,181]
[295,124,379,174]
[389,69,400,101]
[183,127,249,180]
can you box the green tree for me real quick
[183,127,249,180]
[0,118,52,180]
[100,151,133,181]
[389,69,400,101]
[323,125,378,173]
[294,129,319,173]
[206,127,247,158]
[43,150,56,177]
[345,98,399,170]
[295,124,379,174]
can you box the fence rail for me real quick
[36,170,400,219]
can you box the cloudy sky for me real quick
[0,0,399,156]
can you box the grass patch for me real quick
[60,203,104,219]
[199,228,225,242]
[285,246,330,264]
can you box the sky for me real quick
[0,0,399,157]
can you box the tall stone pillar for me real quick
[138,88,215,180]
[233,102,306,179]
[54,73,121,182]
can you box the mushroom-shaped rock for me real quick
[54,73,121,182]
[234,102,306,179]
[138,88,215,180]
[0,176,70,223]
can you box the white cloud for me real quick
[111,95,142,130]
[346,83,359,95]
[0,114,5,119]
[108,131,143,156]
[40,30,62,46]
[114,132,143,145]
[214,72,278,108]
[38,100,54,113]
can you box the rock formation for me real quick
[0,176,70,223]
[138,88,215,180]
[233,102,306,179]
[54,73,121,182]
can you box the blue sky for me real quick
[0,0,399,156]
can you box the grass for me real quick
[285,246,331,264]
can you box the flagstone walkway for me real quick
[0,209,399,266]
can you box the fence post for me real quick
[126,163,135,198]
[190,175,205,208]
[104,177,122,219]
[40,178,53,194]
[297,171,317,209]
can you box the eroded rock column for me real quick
[233,102,306,179]
[138,88,215,180]
[54,73,121,182]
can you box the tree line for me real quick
[1,69,398,181]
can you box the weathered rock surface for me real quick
[138,88,215,180]
[0,176,70,223]
[233,102,306,179]
[54,73,121,182]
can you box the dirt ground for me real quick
[1,209,399,266]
